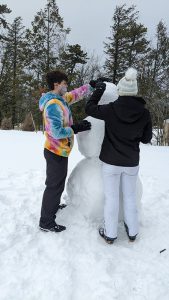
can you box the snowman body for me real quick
[67,83,143,223]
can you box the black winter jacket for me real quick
[85,89,152,167]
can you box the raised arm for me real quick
[64,84,93,105]
[85,82,110,120]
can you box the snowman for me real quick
[66,82,143,224]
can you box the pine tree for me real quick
[0,17,27,127]
[0,4,11,29]
[25,0,70,85]
[139,21,169,144]
[0,4,11,95]
[104,4,150,83]
[59,44,88,85]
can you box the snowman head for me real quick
[97,82,118,105]
[77,82,118,158]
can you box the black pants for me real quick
[39,149,68,229]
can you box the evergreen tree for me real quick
[59,44,88,85]
[0,17,27,127]
[139,21,169,144]
[25,0,70,85]
[0,4,11,92]
[59,44,88,122]
[104,4,150,83]
[0,4,11,29]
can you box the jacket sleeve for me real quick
[141,111,152,144]
[45,103,74,139]
[85,89,110,120]
[64,84,93,105]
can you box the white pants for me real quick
[102,163,139,238]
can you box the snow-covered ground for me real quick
[0,130,169,300]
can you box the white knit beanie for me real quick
[117,68,138,96]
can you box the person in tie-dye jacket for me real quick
[39,70,92,233]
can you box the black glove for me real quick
[89,80,97,88]
[95,81,106,91]
[71,120,91,134]
[89,77,111,89]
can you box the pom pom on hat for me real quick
[117,67,138,96]
[125,68,137,81]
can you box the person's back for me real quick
[99,94,152,167]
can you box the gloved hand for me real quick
[89,80,97,88]
[71,120,91,134]
[89,77,111,88]
[95,81,106,91]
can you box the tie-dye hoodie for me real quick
[39,84,93,157]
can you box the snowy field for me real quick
[0,130,169,300]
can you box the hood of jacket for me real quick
[113,96,146,123]
[39,92,66,112]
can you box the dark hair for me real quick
[46,70,68,90]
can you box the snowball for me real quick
[77,116,104,158]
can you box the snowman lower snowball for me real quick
[67,82,143,223]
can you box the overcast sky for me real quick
[4,0,169,58]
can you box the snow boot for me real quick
[124,222,137,242]
[99,227,117,244]
[39,223,66,233]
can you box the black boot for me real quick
[99,228,117,244]
[39,223,66,233]
[124,222,137,241]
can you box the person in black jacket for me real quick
[85,68,152,244]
